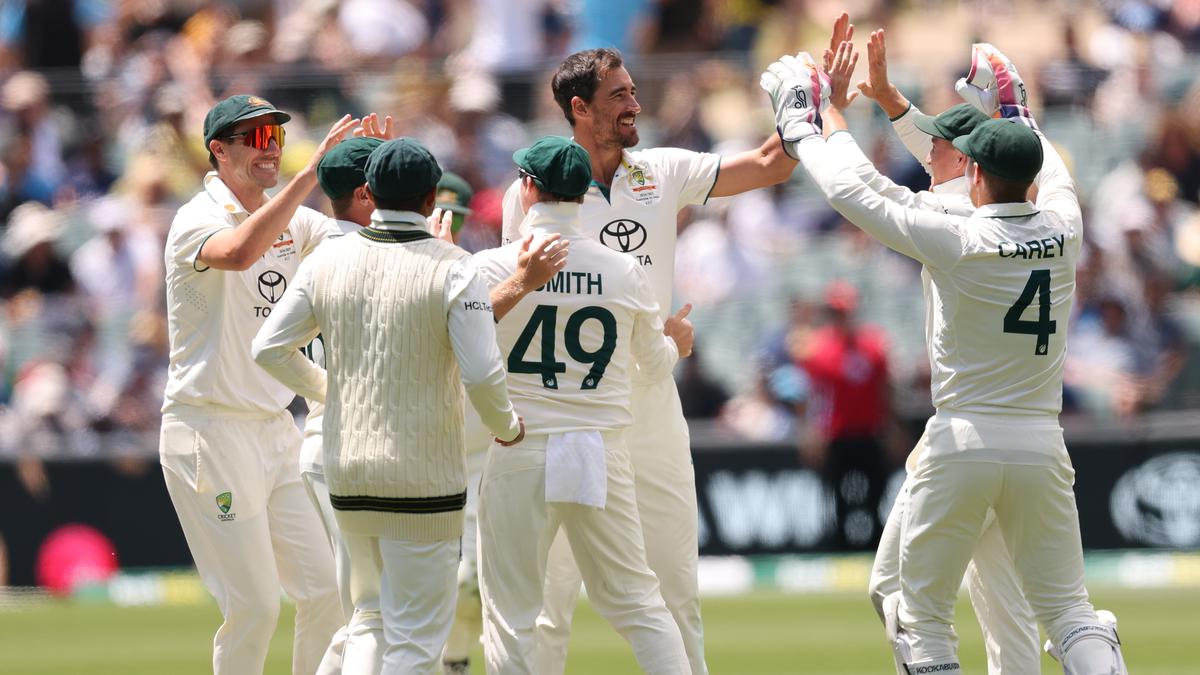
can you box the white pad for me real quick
[882,593,964,675]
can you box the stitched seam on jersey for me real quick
[192,228,230,273]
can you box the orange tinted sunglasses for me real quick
[222,124,285,149]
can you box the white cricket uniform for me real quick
[298,219,371,675]
[501,147,720,675]
[796,131,1107,666]
[828,128,1042,674]
[253,210,521,675]
[160,172,343,675]
[476,201,689,675]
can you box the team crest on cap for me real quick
[437,188,459,203]
[247,96,269,107]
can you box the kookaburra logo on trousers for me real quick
[258,270,287,303]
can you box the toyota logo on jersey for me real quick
[258,270,287,303]
[600,219,647,253]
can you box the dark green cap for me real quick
[365,137,443,202]
[953,119,1043,182]
[317,137,384,199]
[436,172,474,215]
[913,103,991,141]
[203,94,291,147]
[513,136,591,199]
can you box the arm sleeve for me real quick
[891,104,934,176]
[1032,133,1082,231]
[499,179,526,245]
[658,148,721,206]
[251,262,327,402]
[628,265,679,381]
[827,131,972,216]
[796,136,967,270]
[446,258,522,442]
[167,209,231,273]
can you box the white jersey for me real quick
[163,172,338,414]
[797,132,1081,422]
[502,146,720,323]
[476,202,678,435]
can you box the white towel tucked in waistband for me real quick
[545,430,606,508]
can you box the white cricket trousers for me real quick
[444,450,486,664]
[160,410,343,675]
[338,529,459,675]
[537,376,706,674]
[871,475,1040,674]
[301,467,359,675]
[900,455,1101,666]
[479,433,690,675]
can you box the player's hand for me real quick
[429,207,455,243]
[496,417,525,447]
[826,40,860,110]
[664,303,695,358]
[760,52,831,156]
[955,43,1038,129]
[821,11,854,72]
[516,232,569,292]
[306,114,361,171]
[855,29,909,119]
[353,112,395,140]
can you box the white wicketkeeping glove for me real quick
[760,52,831,158]
[955,43,1038,130]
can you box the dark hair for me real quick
[372,187,435,214]
[980,169,1033,204]
[209,152,218,170]
[552,48,625,127]
[330,192,356,218]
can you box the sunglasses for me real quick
[222,124,285,150]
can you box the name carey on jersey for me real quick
[998,234,1066,260]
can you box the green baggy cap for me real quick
[203,94,291,147]
[365,137,443,202]
[317,137,385,199]
[912,103,991,141]
[513,136,592,199]
[953,119,1043,183]
[436,172,474,215]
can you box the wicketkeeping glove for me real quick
[760,52,831,158]
[954,43,1038,130]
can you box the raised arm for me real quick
[200,115,360,270]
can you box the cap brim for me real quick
[913,114,951,140]
[952,135,974,160]
[232,108,291,126]
[437,203,472,215]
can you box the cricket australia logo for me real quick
[600,219,647,253]
[216,491,236,522]
[257,270,286,303]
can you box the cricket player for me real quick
[252,137,525,674]
[762,45,1129,674]
[160,94,356,674]
[502,47,804,675]
[818,24,1043,674]
[477,135,693,675]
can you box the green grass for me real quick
[1,588,1196,674]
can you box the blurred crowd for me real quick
[0,0,1198,470]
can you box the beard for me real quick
[598,115,639,149]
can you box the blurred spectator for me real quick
[797,281,892,550]
[719,364,806,442]
[0,72,70,207]
[0,0,112,70]
[1038,23,1109,110]
[677,345,730,419]
[0,202,73,299]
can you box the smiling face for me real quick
[926,136,968,187]
[209,115,283,192]
[576,66,641,150]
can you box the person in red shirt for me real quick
[798,280,893,550]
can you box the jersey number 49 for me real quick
[508,304,618,390]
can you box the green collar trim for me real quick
[358,227,435,244]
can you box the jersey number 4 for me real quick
[508,304,617,390]
[1004,269,1056,355]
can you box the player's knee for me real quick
[867,577,889,623]
[226,592,281,636]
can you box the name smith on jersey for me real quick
[537,270,604,295]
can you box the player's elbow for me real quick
[250,340,278,368]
